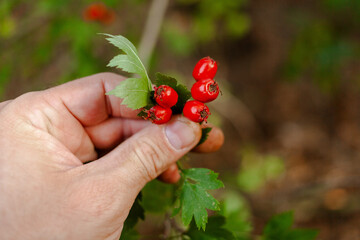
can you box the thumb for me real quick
[88,116,201,194]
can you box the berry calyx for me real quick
[154,85,178,108]
[183,100,210,123]
[191,78,219,103]
[145,105,172,124]
[192,57,218,81]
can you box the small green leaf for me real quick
[106,77,150,109]
[104,34,153,108]
[104,34,138,55]
[107,55,146,77]
[177,168,224,230]
[197,127,212,146]
[154,73,192,114]
[185,215,236,240]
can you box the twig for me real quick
[161,213,172,239]
[138,0,170,68]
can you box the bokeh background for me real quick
[1,0,360,239]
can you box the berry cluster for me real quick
[184,57,219,123]
[143,57,219,125]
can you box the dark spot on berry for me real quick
[209,83,218,93]
[156,87,165,96]
[200,109,208,119]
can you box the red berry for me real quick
[192,57,218,81]
[154,85,178,108]
[145,105,172,124]
[183,100,210,123]
[191,78,219,103]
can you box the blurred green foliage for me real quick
[0,0,139,100]
[285,0,360,92]
[237,147,285,193]
[262,212,318,240]
[163,0,250,56]
[220,191,252,239]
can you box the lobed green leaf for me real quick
[107,54,146,77]
[177,168,224,230]
[106,77,149,109]
[104,34,153,109]
[183,168,224,190]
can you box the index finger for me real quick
[47,72,140,127]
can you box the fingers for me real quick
[158,163,180,184]
[158,125,224,184]
[83,116,201,195]
[46,72,140,127]
[85,118,151,149]
[0,100,12,111]
[192,125,224,153]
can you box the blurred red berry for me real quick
[83,3,115,25]
[99,10,115,25]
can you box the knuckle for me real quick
[131,137,168,182]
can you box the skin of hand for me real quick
[0,73,224,240]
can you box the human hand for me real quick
[0,73,224,240]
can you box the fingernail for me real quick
[165,119,197,150]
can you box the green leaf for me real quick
[182,168,224,190]
[104,34,153,109]
[154,73,192,114]
[107,55,146,77]
[197,127,212,146]
[185,215,236,240]
[263,211,318,240]
[106,77,150,109]
[177,168,224,230]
